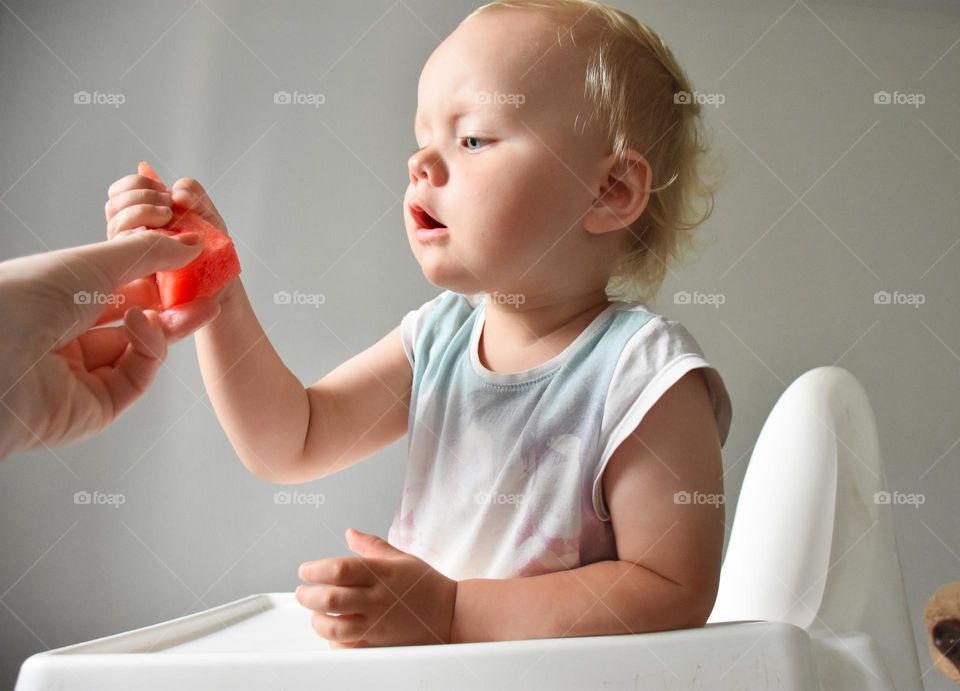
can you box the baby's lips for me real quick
[409,201,447,229]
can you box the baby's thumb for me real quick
[345,528,405,559]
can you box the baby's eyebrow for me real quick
[415,107,473,130]
[414,103,517,131]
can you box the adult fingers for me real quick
[73,230,201,293]
[54,232,202,346]
[79,299,214,371]
[93,307,166,417]
[94,277,162,326]
[157,297,221,342]
[72,324,130,371]
[127,308,168,362]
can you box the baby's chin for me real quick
[412,247,484,295]
[417,262,475,294]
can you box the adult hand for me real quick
[0,229,221,460]
[295,528,459,649]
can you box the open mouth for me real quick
[410,203,447,230]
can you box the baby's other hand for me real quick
[295,528,459,648]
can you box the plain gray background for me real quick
[0,0,957,688]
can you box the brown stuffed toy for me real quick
[926,582,960,684]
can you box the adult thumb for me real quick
[55,231,202,346]
[80,229,202,287]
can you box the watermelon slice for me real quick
[137,161,241,309]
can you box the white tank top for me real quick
[388,290,732,581]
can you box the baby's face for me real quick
[405,9,611,298]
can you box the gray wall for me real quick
[0,0,957,688]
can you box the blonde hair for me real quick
[465,0,723,305]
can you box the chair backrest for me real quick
[707,366,922,691]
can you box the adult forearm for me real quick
[0,340,31,460]
[450,559,708,643]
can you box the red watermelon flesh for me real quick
[136,161,241,308]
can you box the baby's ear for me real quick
[583,150,651,235]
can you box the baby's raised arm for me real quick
[196,284,411,483]
[104,171,411,483]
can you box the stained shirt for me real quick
[387,290,732,581]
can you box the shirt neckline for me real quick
[468,298,625,385]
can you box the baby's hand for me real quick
[295,528,458,648]
[104,172,173,239]
[104,167,239,308]
[105,170,228,239]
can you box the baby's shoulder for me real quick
[606,304,709,364]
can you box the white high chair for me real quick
[707,365,923,691]
[15,366,923,690]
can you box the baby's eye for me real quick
[460,136,489,151]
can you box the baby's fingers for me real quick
[171,178,227,232]
[105,189,172,223]
[107,204,173,239]
[107,174,168,200]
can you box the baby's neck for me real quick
[478,288,613,373]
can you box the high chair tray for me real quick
[16,592,822,690]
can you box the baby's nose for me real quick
[408,148,444,186]
[408,153,428,185]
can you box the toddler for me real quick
[104,0,732,649]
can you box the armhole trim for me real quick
[592,355,728,522]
